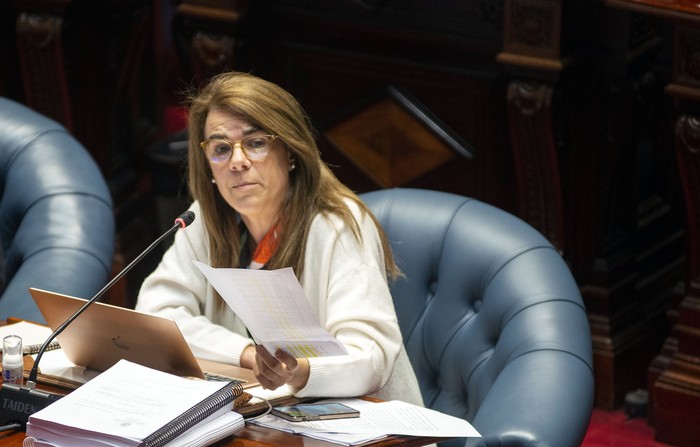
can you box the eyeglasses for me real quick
[200,135,279,164]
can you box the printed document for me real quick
[24,359,243,447]
[193,261,347,357]
[250,398,481,444]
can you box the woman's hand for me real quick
[251,345,309,390]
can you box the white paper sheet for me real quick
[245,384,293,404]
[31,349,99,384]
[0,321,52,353]
[250,398,481,440]
[193,261,347,357]
[251,413,388,446]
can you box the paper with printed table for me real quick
[193,261,347,358]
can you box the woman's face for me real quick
[203,108,292,233]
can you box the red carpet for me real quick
[582,408,674,447]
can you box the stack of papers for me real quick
[249,398,480,446]
[24,360,245,447]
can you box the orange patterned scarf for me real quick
[248,223,280,269]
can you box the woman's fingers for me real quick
[254,345,298,389]
[274,348,299,371]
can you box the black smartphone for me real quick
[271,402,360,422]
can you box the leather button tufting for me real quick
[429,282,438,295]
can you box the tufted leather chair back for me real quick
[361,188,594,447]
[0,98,115,323]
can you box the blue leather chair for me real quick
[0,98,115,324]
[361,188,594,447]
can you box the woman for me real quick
[136,71,423,405]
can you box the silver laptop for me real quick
[29,287,256,387]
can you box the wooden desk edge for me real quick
[1,319,443,446]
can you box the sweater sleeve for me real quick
[293,202,404,398]
[135,202,254,365]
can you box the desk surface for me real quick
[0,382,441,447]
[0,382,442,447]
[0,320,441,447]
[0,425,440,446]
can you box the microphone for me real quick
[0,210,195,428]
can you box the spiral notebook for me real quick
[24,359,245,447]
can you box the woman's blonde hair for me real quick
[187,72,400,306]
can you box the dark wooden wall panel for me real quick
[231,1,513,209]
[259,46,513,208]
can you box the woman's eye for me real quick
[245,138,267,151]
[213,143,231,155]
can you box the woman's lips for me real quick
[233,182,256,190]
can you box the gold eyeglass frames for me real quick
[200,135,279,164]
